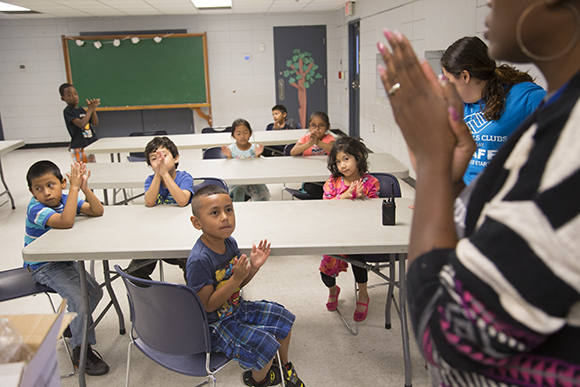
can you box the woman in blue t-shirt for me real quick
[440,36,546,185]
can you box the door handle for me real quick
[351,81,359,90]
[278,79,285,100]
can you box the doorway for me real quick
[273,26,328,129]
[348,20,361,138]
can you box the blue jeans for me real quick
[30,261,102,349]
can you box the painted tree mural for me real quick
[283,49,323,128]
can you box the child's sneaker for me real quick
[283,362,305,387]
[242,364,282,386]
[72,344,109,376]
[62,326,72,338]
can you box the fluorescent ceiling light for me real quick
[0,1,31,11]
[191,0,232,9]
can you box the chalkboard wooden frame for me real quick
[61,33,212,126]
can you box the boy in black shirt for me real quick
[59,83,100,163]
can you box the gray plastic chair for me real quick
[283,143,295,156]
[192,177,228,193]
[201,127,232,134]
[115,265,233,387]
[202,146,228,160]
[0,267,75,378]
[115,265,286,387]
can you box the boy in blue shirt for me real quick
[59,83,100,163]
[187,185,305,387]
[143,136,193,207]
[127,136,193,280]
[24,160,108,375]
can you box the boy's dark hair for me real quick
[327,137,370,178]
[58,83,74,96]
[308,111,330,130]
[191,184,230,217]
[26,160,63,189]
[272,105,287,115]
[144,136,179,168]
[230,118,253,137]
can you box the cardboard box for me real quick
[0,300,72,387]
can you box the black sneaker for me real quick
[72,344,110,376]
[242,364,282,386]
[283,362,304,387]
[62,326,72,338]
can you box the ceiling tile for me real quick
[0,0,347,17]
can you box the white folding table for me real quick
[22,198,414,387]
[82,152,409,204]
[0,140,25,209]
[84,129,310,157]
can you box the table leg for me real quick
[101,260,126,334]
[0,157,15,209]
[78,261,88,387]
[399,254,412,387]
[384,254,396,329]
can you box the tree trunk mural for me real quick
[283,49,322,129]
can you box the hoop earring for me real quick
[516,0,580,61]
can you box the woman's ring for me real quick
[388,82,401,96]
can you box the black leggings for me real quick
[320,255,368,287]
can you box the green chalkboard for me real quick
[63,33,209,109]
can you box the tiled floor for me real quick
[0,146,429,387]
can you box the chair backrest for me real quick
[128,130,168,161]
[0,267,55,302]
[369,172,402,199]
[283,143,295,156]
[202,146,228,160]
[192,177,228,194]
[114,265,211,355]
[130,130,168,137]
[201,127,232,134]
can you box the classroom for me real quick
[0,1,535,386]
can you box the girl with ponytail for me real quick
[440,36,545,185]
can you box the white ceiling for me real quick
[0,0,348,18]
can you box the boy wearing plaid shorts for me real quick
[186,185,305,387]
[59,83,99,163]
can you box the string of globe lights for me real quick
[74,34,174,49]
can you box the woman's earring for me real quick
[516,0,580,61]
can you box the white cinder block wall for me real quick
[336,0,544,177]
[0,13,337,143]
[0,0,545,176]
